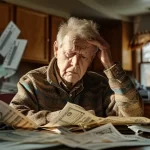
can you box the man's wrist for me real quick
[103,61,115,69]
[104,63,126,83]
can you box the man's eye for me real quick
[81,55,86,59]
[66,53,74,58]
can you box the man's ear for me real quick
[54,41,58,58]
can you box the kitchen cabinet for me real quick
[91,21,133,73]
[50,16,65,59]
[0,2,14,33]
[15,7,65,64]
[16,7,50,64]
[0,2,65,64]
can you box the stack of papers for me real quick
[0,123,150,150]
[1,100,150,149]
[1,100,150,130]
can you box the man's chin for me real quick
[65,77,79,84]
[65,79,77,84]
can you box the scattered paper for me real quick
[43,102,101,127]
[43,102,150,129]
[1,101,150,130]
[0,100,37,129]
[57,123,150,150]
[0,65,7,78]
[128,125,150,133]
[3,39,27,70]
[1,100,150,150]
[0,21,20,57]
[0,21,27,79]
[0,129,61,143]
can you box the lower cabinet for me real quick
[50,16,65,59]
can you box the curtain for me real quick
[129,31,150,50]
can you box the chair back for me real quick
[0,93,16,104]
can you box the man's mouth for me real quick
[67,71,77,75]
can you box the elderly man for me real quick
[10,17,143,126]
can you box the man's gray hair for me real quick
[56,17,100,47]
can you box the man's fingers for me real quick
[87,39,109,51]
[87,40,102,49]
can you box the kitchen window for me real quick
[140,43,150,87]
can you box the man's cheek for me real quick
[60,65,67,76]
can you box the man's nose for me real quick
[71,55,79,66]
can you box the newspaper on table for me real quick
[42,102,150,129]
[0,129,61,143]
[58,123,134,145]
[1,123,150,150]
[57,123,150,150]
[43,102,100,128]
[1,100,150,130]
[0,129,61,150]
[1,100,150,150]
[0,100,38,129]
[128,124,150,134]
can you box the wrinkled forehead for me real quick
[62,34,96,51]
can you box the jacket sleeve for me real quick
[103,63,144,117]
[9,76,60,126]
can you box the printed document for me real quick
[0,21,20,57]
[1,100,150,129]
[0,100,38,129]
[0,21,27,79]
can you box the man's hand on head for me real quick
[87,36,114,69]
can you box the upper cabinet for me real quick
[0,2,14,33]
[16,7,50,64]
[50,16,65,59]
[15,7,65,64]
[0,2,65,64]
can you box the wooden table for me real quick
[30,145,150,150]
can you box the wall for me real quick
[134,14,150,33]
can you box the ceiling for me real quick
[3,0,150,21]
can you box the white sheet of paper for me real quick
[128,125,150,133]
[3,69,16,79]
[0,65,7,78]
[79,141,150,150]
[43,102,100,127]
[2,39,27,70]
[58,123,135,145]
[0,21,20,57]
[57,123,150,150]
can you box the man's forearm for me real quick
[104,63,143,117]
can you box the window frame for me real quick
[140,43,150,88]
